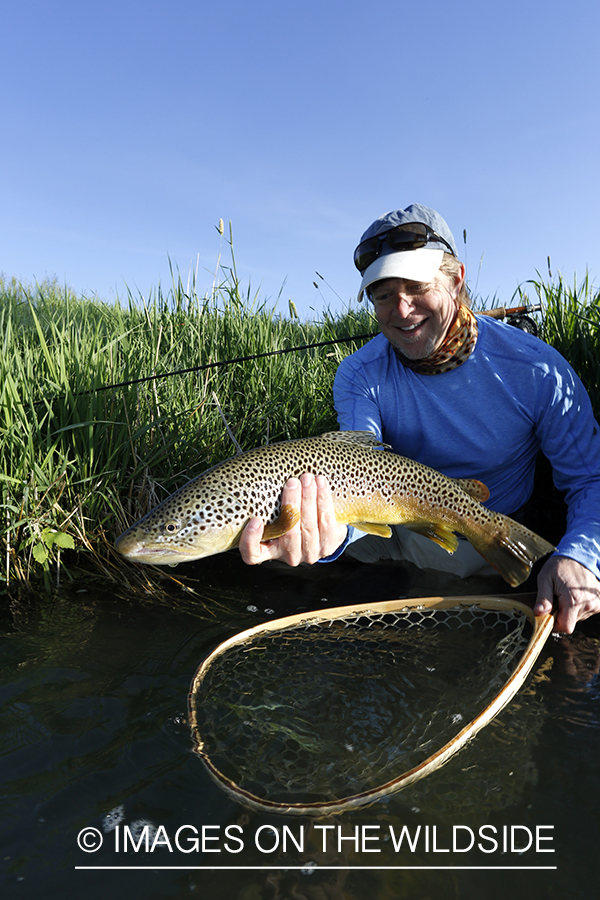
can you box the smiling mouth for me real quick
[398,320,426,333]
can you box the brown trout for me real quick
[114,430,555,586]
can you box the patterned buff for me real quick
[394,304,479,375]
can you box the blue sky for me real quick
[2,0,599,318]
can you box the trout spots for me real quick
[115,431,555,584]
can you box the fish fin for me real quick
[353,522,393,537]
[455,478,490,502]
[404,523,460,554]
[320,430,392,450]
[468,515,556,588]
[262,504,301,541]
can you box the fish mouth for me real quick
[114,527,229,565]
[119,549,186,565]
[114,536,198,565]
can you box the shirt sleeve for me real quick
[534,358,600,579]
[332,333,600,581]
[333,352,384,439]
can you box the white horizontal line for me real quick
[75,866,558,871]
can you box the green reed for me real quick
[515,272,600,418]
[0,264,375,588]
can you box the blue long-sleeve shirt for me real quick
[333,315,600,579]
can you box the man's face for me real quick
[369,271,462,360]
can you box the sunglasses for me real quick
[353,222,455,274]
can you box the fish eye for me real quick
[162,520,180,535]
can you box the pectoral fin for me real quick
[403,522,460,554]
[262,504,301,541]
[353,522,393,538]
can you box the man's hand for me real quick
[535,555,600,633]
[238,473,348,567]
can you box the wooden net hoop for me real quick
[188,594,553,816]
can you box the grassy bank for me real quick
[526,273,600,404]
[0,262,598,593]
[0,264,376,591]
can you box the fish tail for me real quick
[468,514,556,588]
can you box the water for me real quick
[192,607,533,807]
[1,553,599,899]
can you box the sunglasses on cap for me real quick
[353,222,456,274]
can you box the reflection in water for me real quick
[0,553,599,900]
[544,632,600,733]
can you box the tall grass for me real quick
[1,256,598,592]
[515,272,600,418]
[0,259,376,589]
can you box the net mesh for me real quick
[190,602,535,810]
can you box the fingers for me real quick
[315,474,338,537]
[274,474,329,566]
[552,587,579,636]
[300,473,321,563]
[533,566,555,618]
[238,474,347,567]
[295,473,348,564]
[238,477,304,567]
[278,476,310,567]
[535,555,600,634]
[237,516,273,566]
[535,557,573,633]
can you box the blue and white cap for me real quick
[357,204,458,302]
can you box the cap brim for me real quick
[358,248,444,302]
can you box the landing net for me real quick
[188,595,553,815]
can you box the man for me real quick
[239,204,600,634]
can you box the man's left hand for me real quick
[535,555,600,633]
